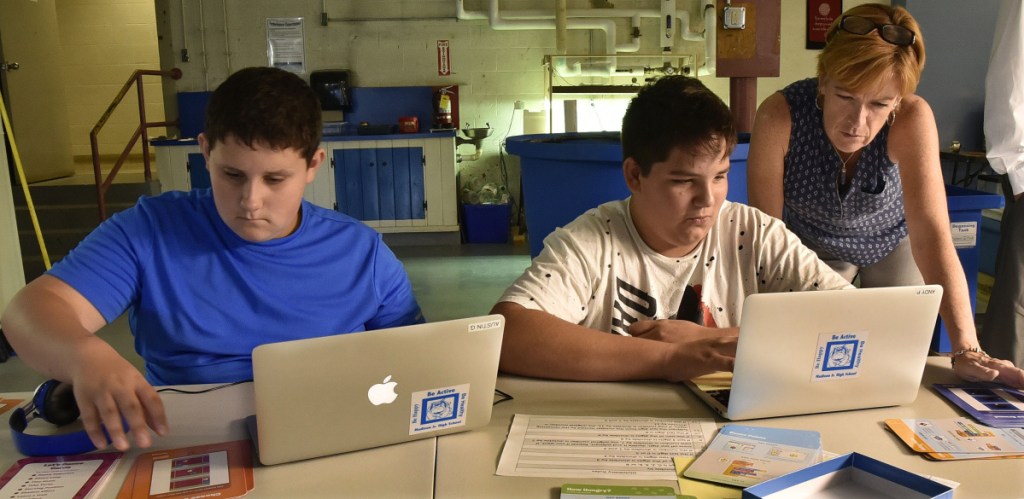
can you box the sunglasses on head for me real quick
[831,15,916,47]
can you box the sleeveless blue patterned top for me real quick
[780,78,907,267]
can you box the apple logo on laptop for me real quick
[367,375,399,405]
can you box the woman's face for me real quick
[819,76,902,154]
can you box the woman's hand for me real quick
[952,351,1024,389]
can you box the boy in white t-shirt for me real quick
[493,76,851,383]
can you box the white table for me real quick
[4,358,1023,498]
[435,357,1024,498]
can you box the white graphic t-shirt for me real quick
[500,199,852,334]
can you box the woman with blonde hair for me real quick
[748,3,1023,387]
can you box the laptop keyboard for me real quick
[707,388,731,407]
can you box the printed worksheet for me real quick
[497,414,717,480]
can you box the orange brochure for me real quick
[0,397,23,416]
[116,439,254,498]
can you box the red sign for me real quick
[807,0,841,50]
[437,40,451,76]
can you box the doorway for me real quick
[0,0,76,184]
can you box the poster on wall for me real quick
[807,0,841,50]
[267,17,306,74]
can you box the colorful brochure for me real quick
[0,451,122,499]
[884,418,1024,461]
[932,382,1024,428]
[115,440,254,498]
[681,424,822,488]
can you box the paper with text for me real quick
[497,414,716,480]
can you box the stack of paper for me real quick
[932,382,1024,428]
[680,424,823,488]
[885,417,1024,461]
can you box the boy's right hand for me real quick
[628,319,738,381]
[69,338,168,451]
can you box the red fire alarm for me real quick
[398,116,420,134]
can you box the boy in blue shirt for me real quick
[1,67,423,451]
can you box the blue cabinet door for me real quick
[336,148,364,219]
[390,147,425,220]
[376,147,395,221]
[334,146,424,222]
[359,148,380,220]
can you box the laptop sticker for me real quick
[410,383,470,435]
[811,331,867,381]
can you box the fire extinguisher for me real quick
[436,86,454,129]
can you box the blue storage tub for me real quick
[506,132,750,258]
[176,91,212,139]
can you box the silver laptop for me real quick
[685,286,943,420]
[249,315,504,465]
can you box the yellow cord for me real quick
[0,93,52,270]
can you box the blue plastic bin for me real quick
[177,91,212,139]
[507,132,750,258]
[936,185,1004,352]
[463,203,510,244]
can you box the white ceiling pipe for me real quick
[456,0,712,76]
[473,0,619,72]
[678,11,702,42]
[617,15,642,53]
[702,0,716,75]
[454,0,486,20]
[556,0,567,55]
[458,0,706,50]
[468,6,662,20]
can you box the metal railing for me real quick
[90,68,182,220]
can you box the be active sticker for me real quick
[812,331,867,381]
[409,383,469,435]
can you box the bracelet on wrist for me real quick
[950,347,986,367]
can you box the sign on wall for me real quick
[267,17,306,74]
[437,40,451,76]
[807,0,841,50]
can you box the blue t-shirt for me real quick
[781,78,907,267]
[48,189,424,385]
